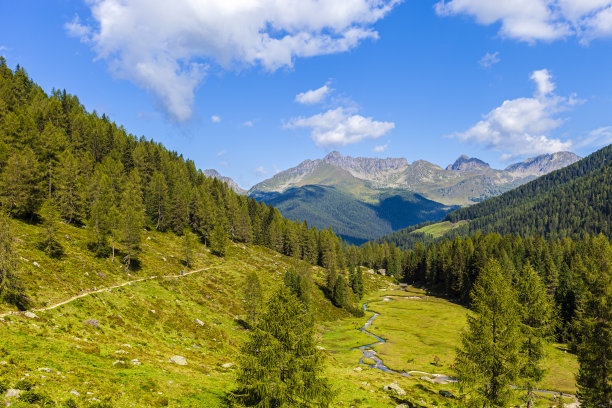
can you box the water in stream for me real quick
[352,302,411,377]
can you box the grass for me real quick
[411,221,468,238]
[0,216,579,407]
[0,217,360,407]
[358,287,578,393]
[321,286,580,407]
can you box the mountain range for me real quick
[377,143,611,249]
[243,150,580,243]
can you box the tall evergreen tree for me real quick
[332,274,347,308]
[576,235,612,407]
[118,172,145,271]
[454,259,521,407]
[210,221,228,257]
[0,147,41,218]
[516,263,554,408]
[183,228,195,268]
[38,197,64,258]
[147,170,168,231]
[55,150,84,224]
[233,286,333,407]
[0,213,29,310]
[243,270,263,328]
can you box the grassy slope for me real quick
[0,218,366,407]
[321,286,578,407]
[410,221,468,238]
[362,287,577,393]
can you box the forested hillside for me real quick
[446,144,611,238]
[0,59,350,297]
[375,144,611,250]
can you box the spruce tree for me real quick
[210,222,228,257]
[118,172,145,271]
[183,228,194,268]
[38,197,64,258]
[576,235,612,407]
[332,274,347,308]
[516,263,554,408]
[0,147,41,218]
[454,259,521,407]
[0,213,29,310]
[243,270,263,328]
[233,286,333,407]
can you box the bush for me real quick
[62,398,78,408]
[18,390,55,406]
[14,378,35,391]
[88,396,114,408]
[0,377,9,394]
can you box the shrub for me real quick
[18,390,54,406]
[14,378,35,391]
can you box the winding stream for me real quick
[352,294,579,406]
[353,301,411,377]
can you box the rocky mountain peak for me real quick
[203,169,246,194]
[324,151,344,161]
[505,151,581,176]
[446,155,491,172]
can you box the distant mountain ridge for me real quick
[504,151,580,176]
[250,151,580,206]
[446,154,490,172]
[203,169,246,194]
[248,150,580,244]
[376,144,610,249]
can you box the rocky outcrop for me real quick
[505,151,580,176]
[446,154,491,172]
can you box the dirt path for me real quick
[0,267,211,318]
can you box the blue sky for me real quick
[1,0,611,189]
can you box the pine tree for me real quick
[0,213,30,310]
[332,274,347,308]
[516,263,554,408]
[576,235,612,407]
[326,266,338,298]
[210,222,228,257]
[147,170,168,231]
[55,150,84,224]
[233,286,333,407]
[454,259,521,407]
[0,147,41,218]
[183,228,194,268]
[38,197,64,258]
[118,172,145,271]
[243,270,263,328]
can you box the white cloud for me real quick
[0,46,7,52]
[575,126,612,148]
[452,69,577,160]
[255,166,267,176]
[295,83,332,104]
[216,149,226,157]
[211,115,221,123]
[242,120,254,127]
[286,107,394,147]
[67,0,401,122]
[435,0,612,43]
[479,51,500,68]
[374,142,390,152]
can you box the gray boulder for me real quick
[383,381,406,396]
[5,389,22,398]
[170,355,187,366]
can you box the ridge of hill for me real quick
[249,150,579,243]
[202,169,246,194]
[375,144,611,249]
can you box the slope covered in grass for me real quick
[0,217,378,407]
